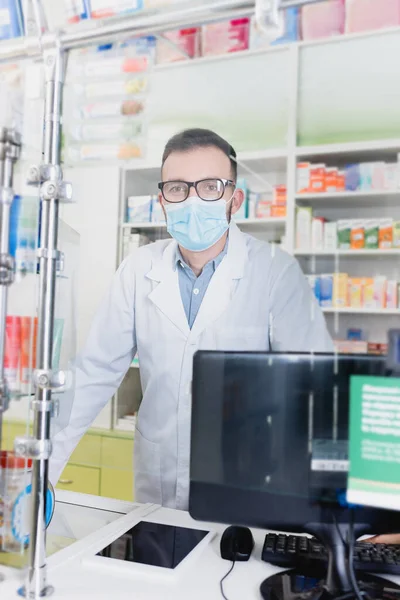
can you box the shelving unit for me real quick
[322,308,400,316]
[296,190,400,207]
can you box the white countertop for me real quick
[1,491,400,600]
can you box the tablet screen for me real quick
[97,521,209,569]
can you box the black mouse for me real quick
[220,525,254,562]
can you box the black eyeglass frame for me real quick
[157,178,235,203]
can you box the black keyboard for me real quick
[262,533,400,576]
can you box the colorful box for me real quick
[271,205,286,218]
[333,273,348,308]
[325,168,338,192]
[386,280,398,309]
[393,221,400,248]
[384,163,399,191]
[202,18,250,56]
[301,0,345,40]
[359,163,372,192]
[320,274,333,307]
[337,220,351,250]
[350,220,365,250]
[348,278,363,308]
[156,27,200,64]
[364,219,379,249]
[373,276,387,308]
[309,164,326,193]
[362,278,375,308]
[345,164,360,192]
[296,162,311,194]
[378,218,393,249]
[346,0,400,34]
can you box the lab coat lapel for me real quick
[190,222,248,339]
[147,240,190,337]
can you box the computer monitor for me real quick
[189,352,400,600]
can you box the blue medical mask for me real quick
[165,196,231,252]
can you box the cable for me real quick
[348,511,369,600]
[220,560,236,600]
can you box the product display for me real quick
[296,160,399,194]
[306,273,400,310]
[301,0,345,40]
[0,0,24,40]
[0,452,32,552]
[296,207,400,251]
[201,18,250,57]
[64,0,90,23]
[156,27,200,64]
[346,0,400,34]
[90,0,144,19]
[9,195,38,276]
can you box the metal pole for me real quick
[15,40,71,599]
[0,128,21,451]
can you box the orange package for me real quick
[336,171,345,192]
[20,316,38,392]
[378,219,393,249]
[309,164,326,193]
[325,168,338,192]
[271,205,287,218]
[273,185,287,206]
[350,221,365,249]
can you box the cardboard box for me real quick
[324,222,338,252]
[311,217,325,251]
[320,274,333,307]
[348,277,363,308]
[393,221,400,248]
[378,218,393,249]
[362,278,375,308]
[271,205,287,218]
[373,276,387,308]
[325,167,338,192]
[364,219,379,249]
[350,220,365,250]
[386,280,398,309]
[309,164,326,193]
[345,164,360,191]
[333,273,348,307]
[296,207,312,249]
[337,220,351,250]
[296,162,310,194]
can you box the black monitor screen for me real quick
[189,352,400,534]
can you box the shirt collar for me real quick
[175,237,229,273]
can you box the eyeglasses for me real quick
[158,178,235,203]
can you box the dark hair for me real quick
[161,128,237,180]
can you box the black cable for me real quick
[220,560,236,600]
[348,511,368,600]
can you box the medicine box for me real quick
[296,207,312,249]
[320,274,333,307]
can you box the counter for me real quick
[1,491,400,600]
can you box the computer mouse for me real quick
[220,525,255,562]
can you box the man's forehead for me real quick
[162,147,232,180]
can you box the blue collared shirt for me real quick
[176,243,228,329]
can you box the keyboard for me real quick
[262,533,400,576]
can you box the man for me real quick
[49,128,333,510]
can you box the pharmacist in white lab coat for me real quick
[49,128,333,510]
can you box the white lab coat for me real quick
[49,222,333,510]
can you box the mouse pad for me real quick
[96,521,209,569]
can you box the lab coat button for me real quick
[193,288,199,295]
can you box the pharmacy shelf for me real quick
[296,139,400,163]
[122,217,286,230]
[123,147,287,179]
[322,307,400,315]
[296,190,400,207]
[295,249,400,257]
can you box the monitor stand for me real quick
[260,523,400,600]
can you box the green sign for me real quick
[348,375,400,510]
